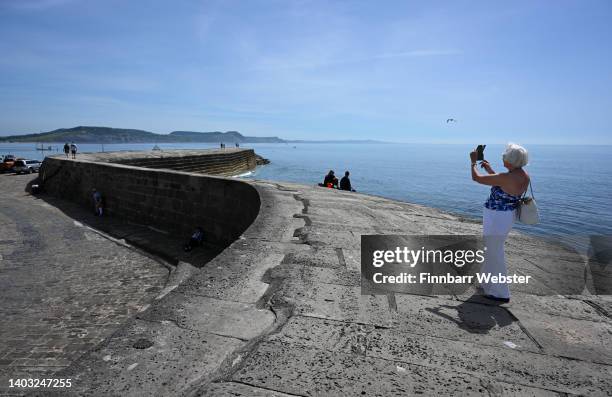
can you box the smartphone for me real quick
[476,145,486,161]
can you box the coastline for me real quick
[3,142,612,242]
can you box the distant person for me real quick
[322,170,337,188]
[63,143,70,158]
[92,188,103,216]
[70,142,77,159]
[184,227,204,252]
[470,143,530,303]
[340,171,355,192]
[235,142,239,148]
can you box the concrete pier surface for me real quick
[0,173,170,395]
[1,152,611,395]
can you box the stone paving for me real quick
[33,178,609,396]
[0,173,169,396]
[214,183,611,396]
[1,171,611,396]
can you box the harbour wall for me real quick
[114,148,257,176]
[39,149,261,247]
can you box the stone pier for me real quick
[39,149,260,248]
[0,150,610,396]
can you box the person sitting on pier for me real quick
[92,188,103,217]
[322,170,338,188]
[184,227,205,252]
[340,171,355,192]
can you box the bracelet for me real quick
[471,162,477,166]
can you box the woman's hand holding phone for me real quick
[470,150,478,163]
[480,160,494,174]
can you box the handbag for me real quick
[517,180,540,225]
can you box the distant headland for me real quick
[0,126,283,144]
[0,126,385,144]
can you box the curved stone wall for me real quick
[86,148,257,176]
[39,156,261,247]
[115,149,256,175]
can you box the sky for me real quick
[0,0,611,144]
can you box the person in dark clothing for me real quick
[63,143,70,158]
[92,188,103,216]
[69,142,77,159]
[184,227,204,252]
[340,171,355,191]
[322,170,336,188]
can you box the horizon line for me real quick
[0,126,610,146]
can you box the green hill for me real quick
[168,130,283,143]
[0,126,285,144]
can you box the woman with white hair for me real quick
[470,143,530,303]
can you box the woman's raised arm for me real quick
[470,150,509,186]
[471,168,509,186]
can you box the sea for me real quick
[2,142,611,251]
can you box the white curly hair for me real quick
[502,142,529,168]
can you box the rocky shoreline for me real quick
[255,154,270,165]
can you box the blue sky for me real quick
[0,0,611,143]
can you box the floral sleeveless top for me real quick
[484,186,521,211]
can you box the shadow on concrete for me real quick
[587,235,612,295]
[25,176,222,268]
[425,295,515,334]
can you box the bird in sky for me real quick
[446,118,457,123]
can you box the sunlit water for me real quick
[3,142,611,246]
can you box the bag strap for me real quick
[521,179,535,200]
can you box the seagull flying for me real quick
[446,118,456,123]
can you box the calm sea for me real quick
[2,142,611,244]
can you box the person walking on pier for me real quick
[470,143,530,303]
[70,142,78,159]
[63,143,70,158]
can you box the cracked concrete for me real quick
[2,162,611,396]
[197,181,610,396]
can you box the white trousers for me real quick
[481,207,515,299]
